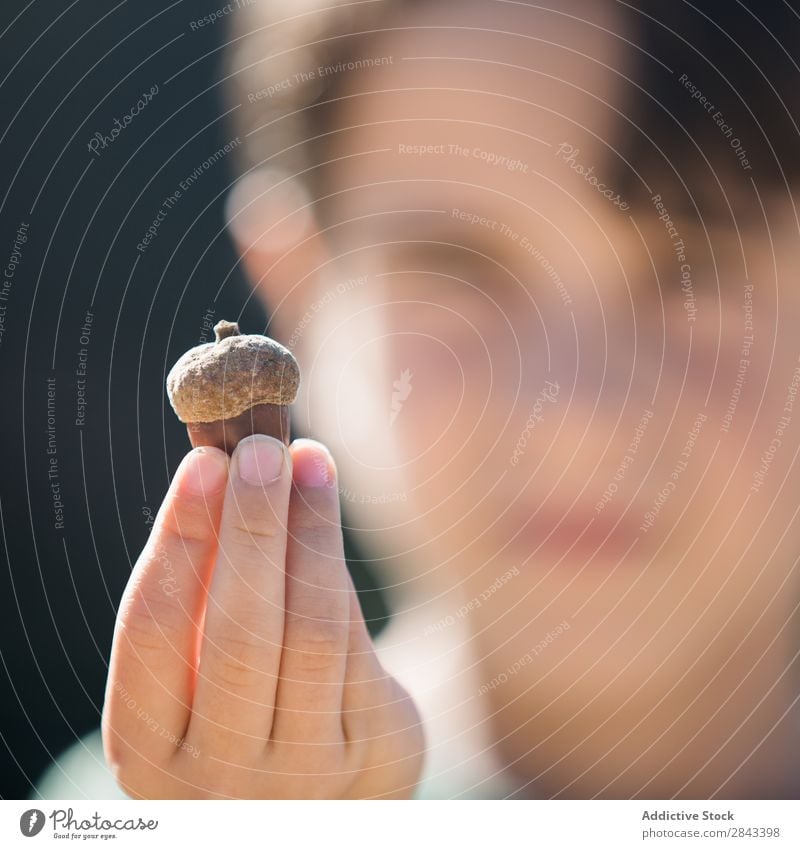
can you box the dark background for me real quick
[0,1,387,800]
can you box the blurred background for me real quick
[0,0,387,800]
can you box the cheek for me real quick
[297,278,544,523]
[295,288,462,523]
[378,288,549,463]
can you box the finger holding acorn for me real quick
[102,317,424,799]
[166,319,300,453]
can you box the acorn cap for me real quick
[166,320,300,423]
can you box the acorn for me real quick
[166,320,299,454]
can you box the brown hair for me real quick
[225,1,800,217]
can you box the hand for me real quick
[102,436,424,798]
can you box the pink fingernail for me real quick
[292,439,336,488]
[236,434,285,485]
[179,448,228,496]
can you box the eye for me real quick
[386,241,510,300]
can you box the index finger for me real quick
[103,447,229,774]
[187,434,292,762]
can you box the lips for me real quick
[502,501,642,560]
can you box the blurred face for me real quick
[237,0,800,796]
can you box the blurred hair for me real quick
[225,1,800,217]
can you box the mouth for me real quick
[504,502,642,561]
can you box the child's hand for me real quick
[102,437,424,798]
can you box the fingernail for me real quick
[292,439,336,488]
[179,448,228,496]
[236,434,286,485]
